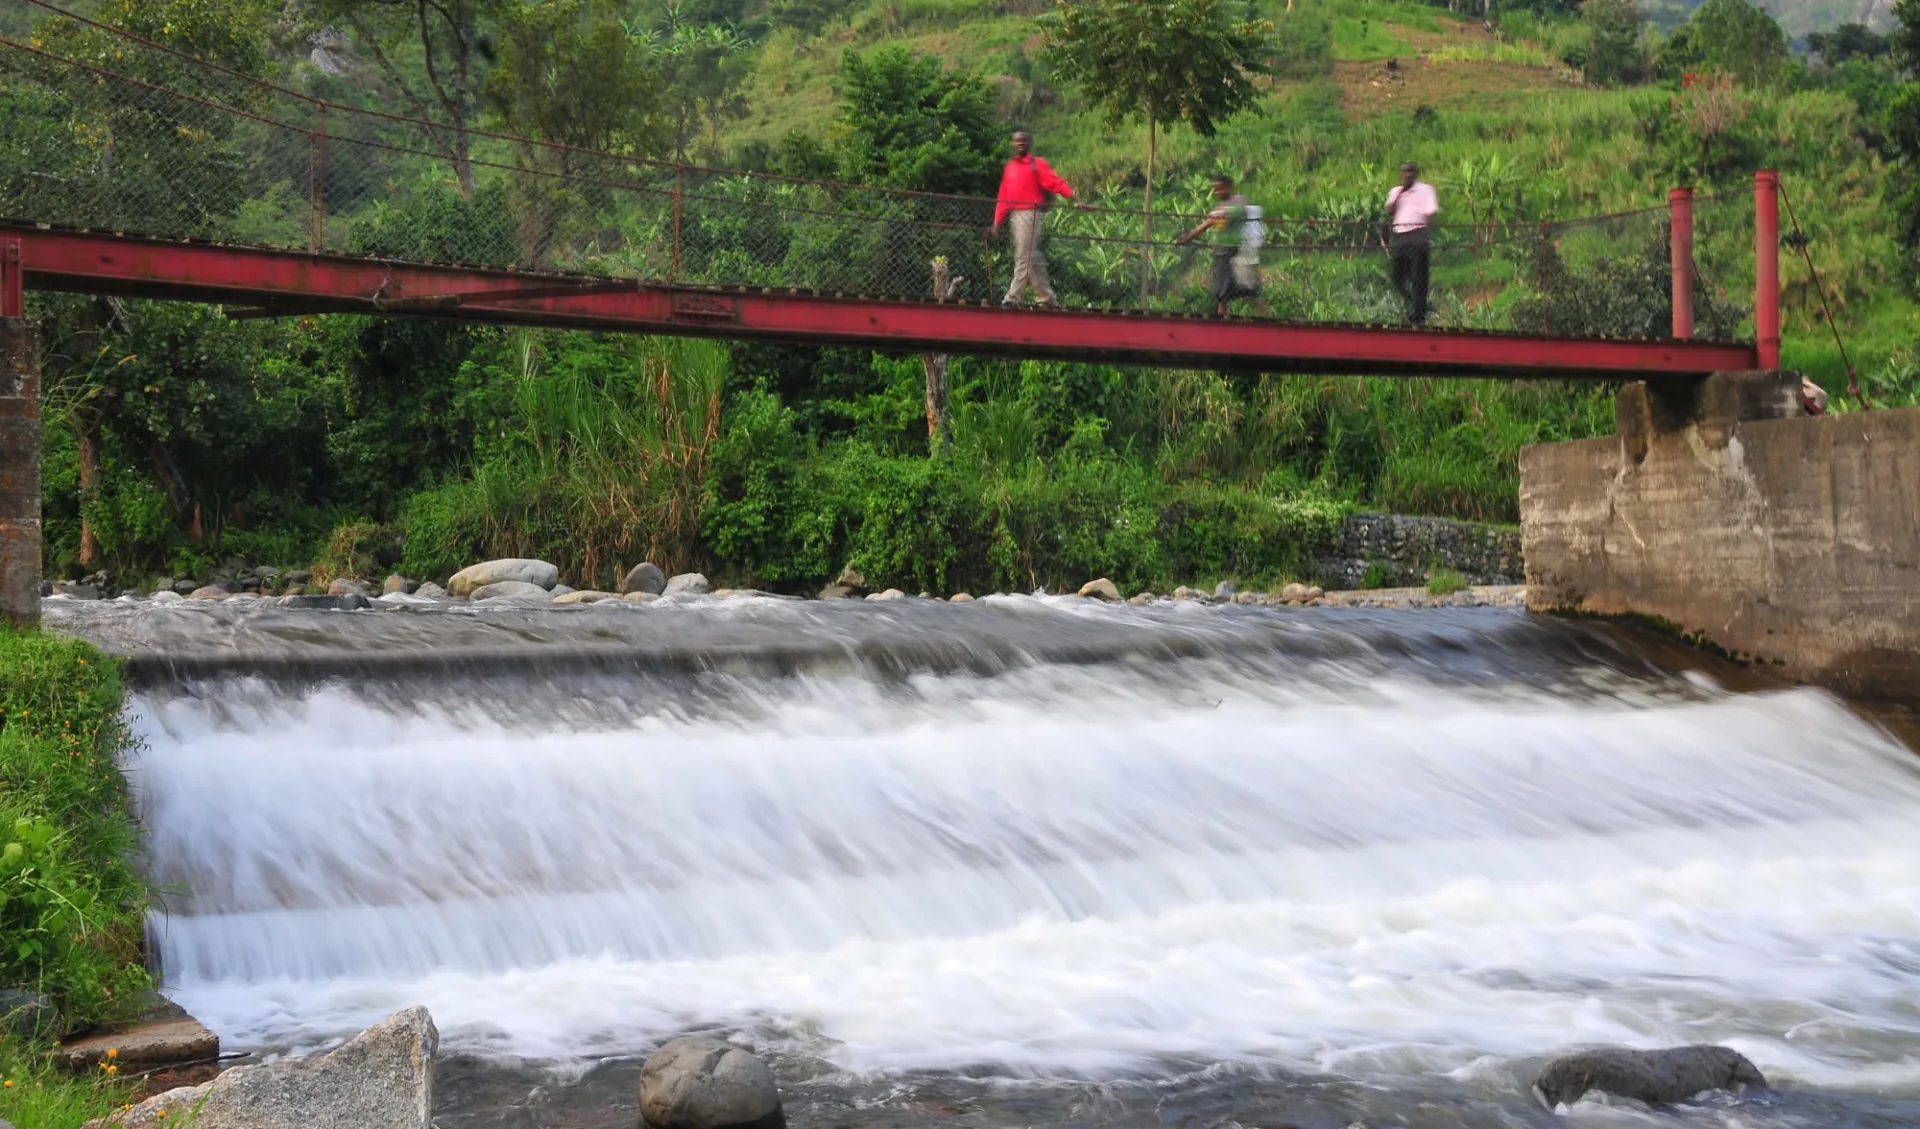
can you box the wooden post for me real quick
[0,316,42,628]
[923,258,956,453]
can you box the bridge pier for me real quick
[0,317,41,628]
[1521,373,1920,704]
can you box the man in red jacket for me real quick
[993,130,1074,307]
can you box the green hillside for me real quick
[6,0,1920,597]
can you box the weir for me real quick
[46,595,1920,1128]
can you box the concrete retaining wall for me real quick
[1520,371,1920,703]
[1314,513,1523,590]
[0,318,39,628]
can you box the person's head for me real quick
[1400,162,1419,189]
[1011,130,1032,158]
[1211,174,1233,201]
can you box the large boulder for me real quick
[469,580,551,602]
[621,562,668,596]
[639,1037,785,1129]
[328,578,370,598]
[1533,1045,1768,1109]
[1077,578,1119,601]
[553,590,619,604]
[663,572,710,597]
[447,559,559,596]
[85,1006,435,1129]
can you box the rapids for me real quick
[45,595,1920,1128]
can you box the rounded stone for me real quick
[1077,578,1119,601]
[639,1037,785,1129]
[663,572,711,597]
[469,580,551,601]
[448,559,559,596]
[329,578,370,597]
[621,562,668,596]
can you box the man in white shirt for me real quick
[1385,162,1438,326]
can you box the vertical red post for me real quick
[1669,187,1694,340]
[1755,170,1780,369]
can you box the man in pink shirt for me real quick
[993,130,1075,307]
[1385,162,1438,326]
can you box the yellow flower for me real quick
[4,1078,13,1087]
[156,1112,168,1119]
[105,1064,118,1076]
[106,1048,117,1059]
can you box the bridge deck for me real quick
[2,225,1756,379]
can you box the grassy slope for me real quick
[0,630,148,1129]
[729,0,1914,392]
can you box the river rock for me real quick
[621,562,668,596]
[1077,578,1120,601]
[950,593,972,602]
[622,591,658,604]
[59,1015,217,1071]
[0,989,49,1039]
[277,593,371,611]
[817,585,854,600]
[329,578,370,597]
[149,590,184,604]
[1171,585,1200,600]
[553,590,619,604]
[415,581,447,599]
[84,1006,435,1129]
[663,572,710,597]
[866,588,906,601]
[187,585,226,600]
[382,575,410,595]
[1281,582,1309,602]
[171,577,200,595]
[1213,581,1236,599]
[834,565,867,590]
[470,580,551,601]
[284,570,313,587]
[1533,1045,1768,1109]
[639,1037,785,1129]
[448,559,559,596]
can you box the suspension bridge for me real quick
[0,0,1775,380]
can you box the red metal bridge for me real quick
[0,0,1775,380]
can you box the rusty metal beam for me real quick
[8,225,1761,378]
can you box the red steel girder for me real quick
[9,226,1760,378]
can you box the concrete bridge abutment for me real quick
[0,317,41,628]
[1521,372,1920,704]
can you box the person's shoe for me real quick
[1001,300,1020,308]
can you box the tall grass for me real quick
[400,333,727,587]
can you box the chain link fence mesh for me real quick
[0,10,1751,344]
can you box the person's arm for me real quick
[1176,207,1225,245]
[992,165,1013,229]
[1035,157,1074,202]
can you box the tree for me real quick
[1807,22,1890,65]
[485,0,668,261]
[308,0,513,195]
[1660,0,1788,88]
[1886,0,1920,292]
[1042,0,1272,301]
[646,21,757,164]
[834,48,1000,195]
[1582,0,1646,87]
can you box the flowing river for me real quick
[46,595,1920,1128]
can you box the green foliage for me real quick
[0,632,149,1036]
[1361,560,1393,589]
[835,48,1002,194]
[1661,0,1790,87]
[1583,0,1647,87]
[1041,0,1272,140]
[1426,568,1467,595]
[0,1038,138,1129]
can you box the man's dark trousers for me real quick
[1390,229,1430,326]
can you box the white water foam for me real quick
[129,666,1920,1094]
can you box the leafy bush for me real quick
[0,632,149,1035]
[1426,568,1468,596]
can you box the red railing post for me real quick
[1537,221,1551,334]
[671,164,684,283]
[1669,187,1693,340]
[1755,169,1780,369]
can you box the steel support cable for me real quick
[1778,176,1869,408]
